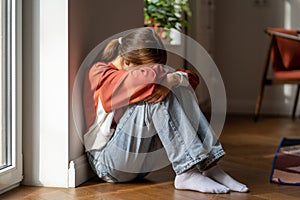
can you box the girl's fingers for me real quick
[146,94,162,102]
[147,96,160,102]
[145,95,156,102]
[147,94,167,103]
[153,96,164,103]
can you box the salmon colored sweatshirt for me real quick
[83,62,199,151]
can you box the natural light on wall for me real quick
[284,0,291,29]
[283,0,291,105]
[283,0,299,105]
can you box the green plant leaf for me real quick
[144,0,192,41]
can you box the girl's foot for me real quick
[174,167,230,194]
[203,165,249,193]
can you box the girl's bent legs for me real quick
[87,87,225,182]
[150,87,225,174]
[87,102,169,182]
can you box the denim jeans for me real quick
[87,87,225,182]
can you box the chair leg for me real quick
[254,35,274,122]
[254,82,266,121]
[292,85,300,119]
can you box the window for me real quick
[0,0,22,194]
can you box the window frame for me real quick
[0,0,22,194]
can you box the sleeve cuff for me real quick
[175,71,190,87]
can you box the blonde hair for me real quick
[102,27,167,65]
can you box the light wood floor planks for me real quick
[1,116,300,200]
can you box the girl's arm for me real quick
[153,67,200,89]
[94,63,167,112]
[145,68,200,103]
[91,63,199,112]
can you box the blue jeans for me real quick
[87,87,225,182]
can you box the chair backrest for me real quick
[266,28,300,72]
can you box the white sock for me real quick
[174,167,230,194]
[203,165,249,193]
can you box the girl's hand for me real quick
[145,72,180,103]
[163,72,181,88]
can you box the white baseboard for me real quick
[68,154,95,188]
[0,183,20,195]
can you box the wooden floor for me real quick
[1,116,300,200]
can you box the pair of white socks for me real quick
[174,165,249,194]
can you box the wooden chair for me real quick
[255,28,300,121]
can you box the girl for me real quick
[83,27,248,194]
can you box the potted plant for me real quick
[144,0,192,43]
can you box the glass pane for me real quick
[0,0,4,168]
[0,0,11,170]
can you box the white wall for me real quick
[23,0,69,187]
[214,0,300,116]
